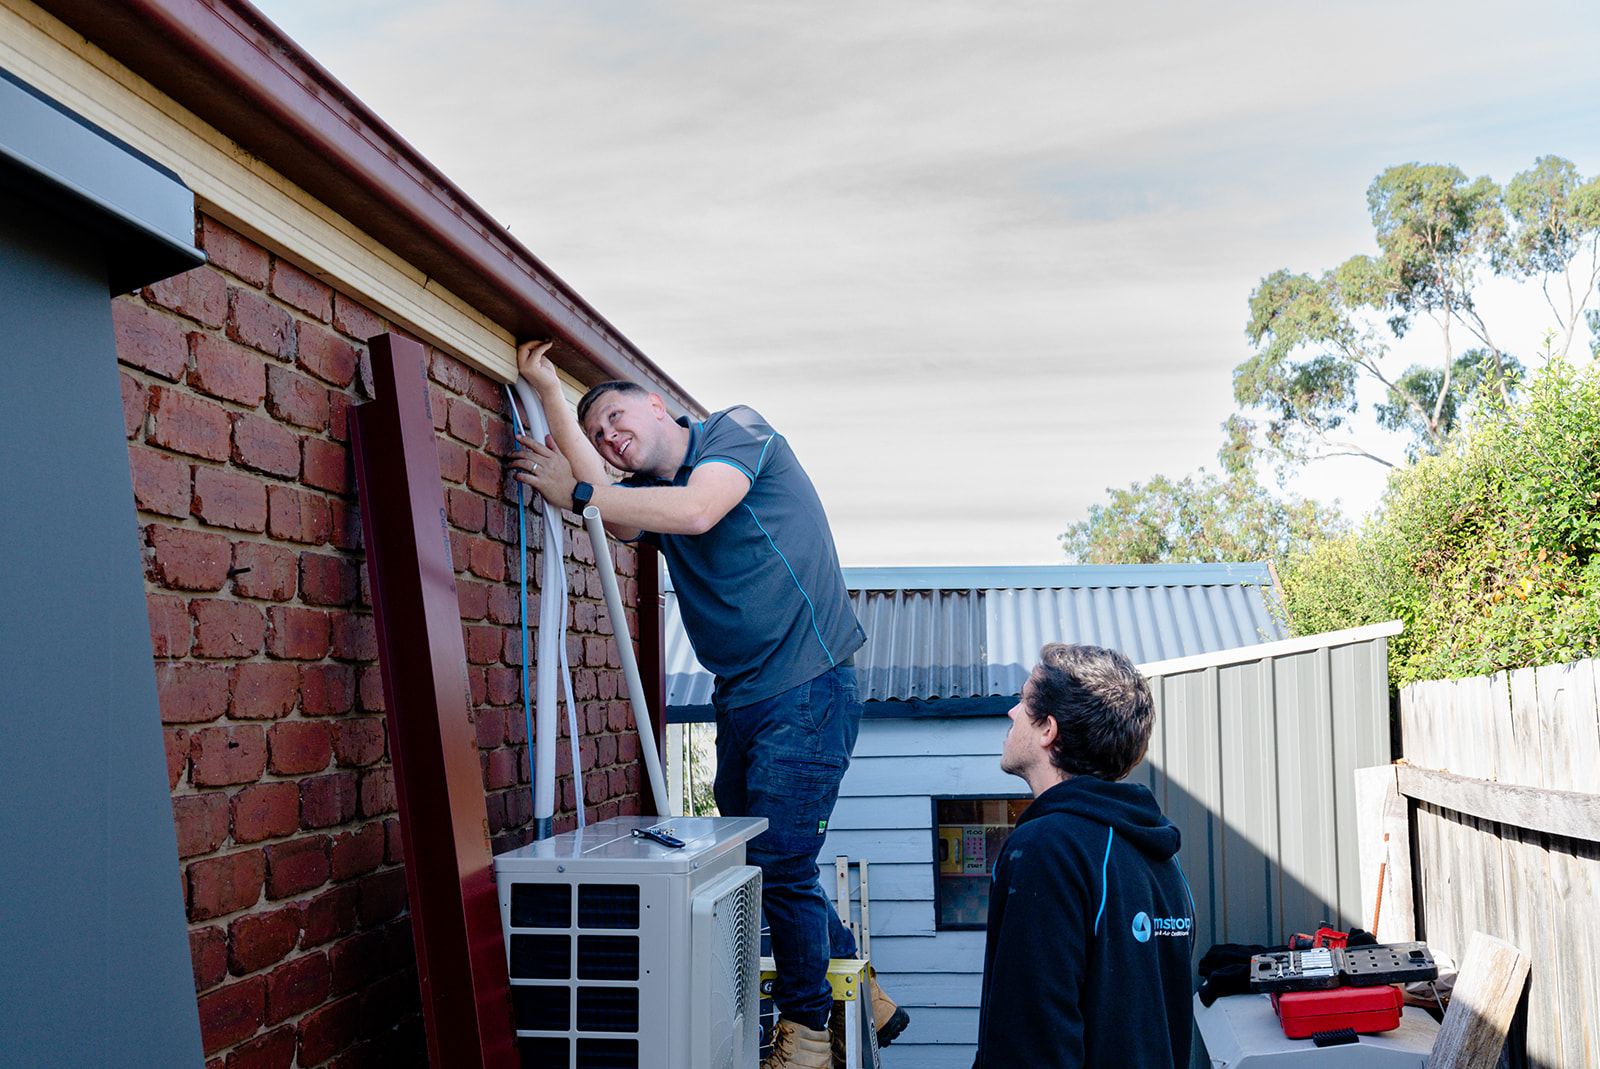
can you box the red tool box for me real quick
[1270,985,1406,1039]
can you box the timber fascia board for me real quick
[22,0,701,413]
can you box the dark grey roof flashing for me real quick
[0,66,204,294]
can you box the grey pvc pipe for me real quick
[583,506,672,816]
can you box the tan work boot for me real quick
[868,966,910,1047]
[761,1017,833,1069]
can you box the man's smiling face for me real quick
[581,389,672,474]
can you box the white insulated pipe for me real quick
[511,380,564,837]
[583,506,672,817]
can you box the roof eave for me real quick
[34,0,703,414]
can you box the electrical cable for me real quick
[507,387,537,829]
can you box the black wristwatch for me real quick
[570,482,594,513]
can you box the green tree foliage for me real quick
[1373,348,1523,459]
[683,723,718,816]
[1237,157,1600,473]
[1280,356,1600,684]
[1060,467,1348,565]
[1496,156,1600,358]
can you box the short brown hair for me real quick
[576,380,649,428]
[1025,643,1153,781]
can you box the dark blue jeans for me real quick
[714,664,862,1031]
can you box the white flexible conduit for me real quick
[508,382,585,838]
[582,506,672,816]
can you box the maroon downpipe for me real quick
[351,334,517,1069]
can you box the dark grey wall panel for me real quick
[0,87,205,1069]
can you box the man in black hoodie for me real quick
[973,643,1194,1069]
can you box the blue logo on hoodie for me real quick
[1133,911,1193,942]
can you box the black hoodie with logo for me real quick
[973,774,1195,1069]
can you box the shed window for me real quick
[932,796,1032,929]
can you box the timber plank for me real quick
[1506,667,1543,789]
[850,717,1006,759]
[1522,829,1560,1069]
[1429,931,1530,1069]
[1441,807,1465,966]
[1485,672,1519,955]
[1439,678,1463,775]
[1485,671,1517,784]
[1545,835,1583,1068]
[1564,835,1600,1067]
[1402,682,1448,956]
[1460,676,1502,942]
[1506,672,1555,1069]
[830,795,935,829]
[1416,805,1457,963]
[1398,681,1420,764]
[1539,660,1600,793]
[1355,765,1415,941]
[871,932,987,970]
[1540,661,1600,1066]
[1454,677,1493,778]
[1395,766,1600,842]
[1451,679,1486,950]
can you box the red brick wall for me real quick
[117,216,645,1067]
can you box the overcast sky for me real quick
[254,0,1600,566]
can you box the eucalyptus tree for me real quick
[1495,155,1600,359]
[1234,157,1600,474]
[1059,466,1348,566]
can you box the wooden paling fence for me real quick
[1394,657,1600,1069]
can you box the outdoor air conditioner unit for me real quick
[494,815,767,1069]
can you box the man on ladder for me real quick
[510,342,908,1068]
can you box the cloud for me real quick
[258,0,1600,564]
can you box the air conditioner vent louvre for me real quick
[576,1038,638,1068]
[576,986,639,1032]
[579,884,640,929]
[511,934,571,979]
[513,883,571,928]
[577,935,640,980]
[512,985,569,1031]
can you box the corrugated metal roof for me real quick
[852,587,985,702]
[664,563,1287,709]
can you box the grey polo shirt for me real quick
[623,406,865,710]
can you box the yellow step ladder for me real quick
[758,957,875,1069]
[758,856,883,1068]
